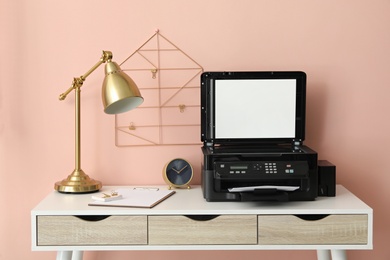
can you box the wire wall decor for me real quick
[115,30,203,146]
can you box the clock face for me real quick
[164,158,193,187]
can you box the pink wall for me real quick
[1,0,389,259]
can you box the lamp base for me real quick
[54,169,102,193]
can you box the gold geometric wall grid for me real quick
[115,30,203,146]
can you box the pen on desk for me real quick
[133,187,160,191]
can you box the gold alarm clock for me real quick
[163,158,193,189]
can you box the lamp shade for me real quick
[102,61,144,114]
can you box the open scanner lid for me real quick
[201,71,306,146]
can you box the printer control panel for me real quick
[214,161,309,179]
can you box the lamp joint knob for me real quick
[101,51,113,63]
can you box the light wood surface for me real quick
[149,215,257,245]
[258,214,368,245]
[37,215,147,246]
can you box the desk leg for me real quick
[56,251,84,260]
[317,250,331,260]
[56,251,72,260]
[71,251,84,260]
[331,250,347,260]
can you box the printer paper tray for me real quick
[229,186,300,192]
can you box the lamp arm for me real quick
[58,50,113,101]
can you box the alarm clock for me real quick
[163,158,193,189]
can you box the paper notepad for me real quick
[89,188,175,208]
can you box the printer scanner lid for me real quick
[201,71,306,146]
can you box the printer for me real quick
[201,71,318,202]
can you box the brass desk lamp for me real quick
[55,51,143,193]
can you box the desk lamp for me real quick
[55,50,143,193]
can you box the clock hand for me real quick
[172,167,180,174]
[177,164,188,173]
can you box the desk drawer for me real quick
[149,215,257,245]
[258,214,368,245]
[37,215,147,246]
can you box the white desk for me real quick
[31,185,373,260]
